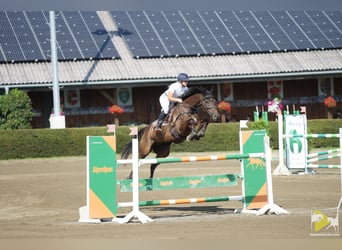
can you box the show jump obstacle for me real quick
[273,113,342,212]
[274,113,342,175]
[79,124,288,224]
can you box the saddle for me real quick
[166,102,179,123]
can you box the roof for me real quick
[1,11,342,88]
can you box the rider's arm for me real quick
[167,90,182,103]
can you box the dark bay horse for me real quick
[121,87,220,179]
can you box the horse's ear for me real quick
[209,87,214,94]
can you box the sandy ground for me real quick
[0,151,341,240]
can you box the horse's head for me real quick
[182,87,219,121]
[201,90,220,121]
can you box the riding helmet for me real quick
[177,73,190,82]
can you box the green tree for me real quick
[0,89,33,130]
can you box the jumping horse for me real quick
[121,87,220,179]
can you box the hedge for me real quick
[1,119,342,160]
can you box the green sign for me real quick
[241,130,267,210]
[88,136,117,219]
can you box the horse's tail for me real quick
[120,126,149,159]
[121,140,133,159]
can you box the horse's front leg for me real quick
[195,121,209,140]
[186,117,198,141]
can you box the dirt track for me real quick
[0,152,341,239]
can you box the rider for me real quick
[154,73,190,131]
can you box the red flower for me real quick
[217,101,231,112]
[108,104,124,115]
[324,96,336,109]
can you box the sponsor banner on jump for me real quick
[285,114,307,169]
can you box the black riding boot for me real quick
[155,111,167,130]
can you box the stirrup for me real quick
[154,124,162,131]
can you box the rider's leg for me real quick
[155,111,167,130]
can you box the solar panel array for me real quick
[111,10,342,58]
[1,11,341,62]
[0,11,120,63]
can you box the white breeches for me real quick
[159,93,170,114]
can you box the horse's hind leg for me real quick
[150,143,171,178]
[149,163,160,179]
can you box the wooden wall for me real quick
[29,77,342,128]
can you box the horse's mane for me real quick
[181,87,211,100]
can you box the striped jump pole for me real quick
[140,153,264,165]
[306,149,341,169]
[118,195,243,208]
[284,134,340,138]
[307,164,341,169]
[307,153,340,163]
[307,148,340,158]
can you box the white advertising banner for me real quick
[285,115,308,169]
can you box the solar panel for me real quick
[25,11,50,60]
[198,11,241,54]
[234,11,278,52]
[325,11,342,31]
[6,11,45,61]
[0,12,23,62]
[111,11,151,58]
[252,11,297,51]
[62,11,101,59]
[163,11,205,55]
[307,11,342,48]
[216,11,260,53]
[110,10,341,58]
[145,11,186,56]
[128,11,169,57]
[182,11,223,55]
[287,11,333,49]
[51,11,82,60]
[270,11,314,50]
[0,50,5,62]
[62,11,120,60]
[80,11,120,59]
[0,10,340,63]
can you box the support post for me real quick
[49,11,65,129]
[119,128,153,224]
[256,136,289,215]
[273,113,290,175]
[338,128,342,209]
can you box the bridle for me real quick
[196,95,218,120]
